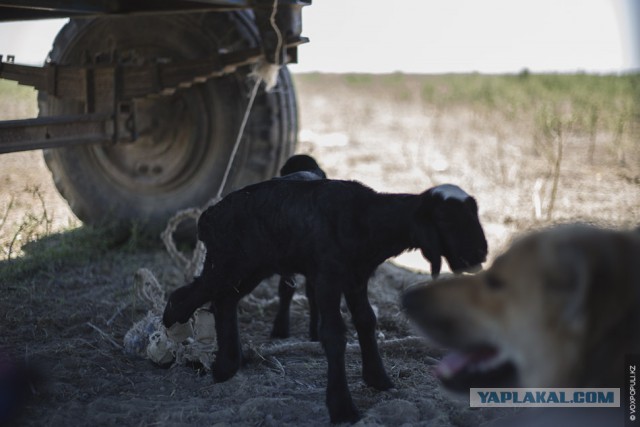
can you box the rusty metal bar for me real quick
[0,1,259,22]
[0,38,307,102]
[0,114,114,154]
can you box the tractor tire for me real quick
[39,11,297,239]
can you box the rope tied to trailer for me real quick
[162,0,284,278]
[252,0,284,91]
[124,0,285,367]
[161,52,282,278]
[161,72,263,280]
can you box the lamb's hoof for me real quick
[364,372,394,391]
[162,307,191,329]
[270,327,290,340]
[329,403,360,424]
[327,394,360,424]
[211,359,240,383]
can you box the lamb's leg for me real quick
[305,279,319,342]
[344,286,394,391]
[211,275,263,382]
[211,293,242,382]
[315,279,360,424]
[271,275,296,339]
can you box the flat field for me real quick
[0,72,638,426]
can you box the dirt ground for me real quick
[0,72,638,426]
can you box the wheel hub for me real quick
[92,89,207,193]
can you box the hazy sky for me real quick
[0,0,637,74]
[291,0,639,73]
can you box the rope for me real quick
[217,78,262,201]
[126,0,286,366]
[160,78,261,280]
[161,210,202,277]
[163,0,285,274]
[246,0,283,91]
[269,0,283,66]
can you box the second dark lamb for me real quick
[271,154,327,341]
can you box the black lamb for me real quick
[271,154,327,341]
[163,179,488,423]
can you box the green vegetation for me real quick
[344,73,374,85]
[298,71,640,140]
[0,79,38,119]
[294,71,638,223]
[420,73,639,135]
[0,185,152,283]
[0,78,36,98]
[0,226,109,283]
[334,71,640,113]
[0,218,154,284]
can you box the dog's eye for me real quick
[485,274,504,290]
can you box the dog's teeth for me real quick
[435,351,471,379]
[438,364,454,379]
[475,351,508,372]
[438,349,510,378]
[477,360,494,372]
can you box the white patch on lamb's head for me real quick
[431,184,470,202]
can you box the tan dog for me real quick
[402,224,640,391]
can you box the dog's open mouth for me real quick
[435,345,517,392]
[452,263,483,275]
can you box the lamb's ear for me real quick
[464,195,479,213]
[418,189,443,278]
[422,245,442,279]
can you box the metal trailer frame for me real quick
[0,0,310,154]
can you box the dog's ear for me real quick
[537,227,640,339]
[554,248,589,330]
[538,232,594,335]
